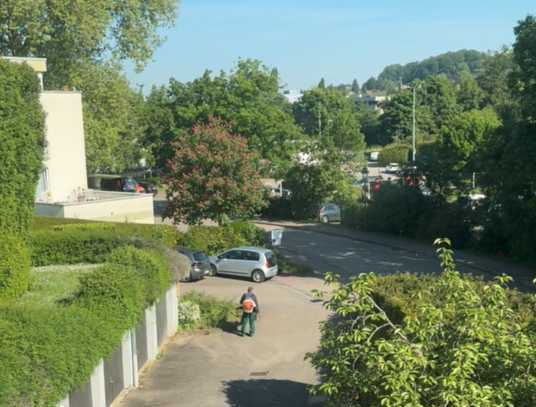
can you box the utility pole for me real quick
[412,86,416,162]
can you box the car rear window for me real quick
[265,251,277,267]
[193,252,208,262]
[242,251,260,261]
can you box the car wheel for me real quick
[321,215,329,224]
[209,264,218,277]
[251,269,265,283]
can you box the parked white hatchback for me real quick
[211,247,278,283]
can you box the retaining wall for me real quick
[56,285,178,407]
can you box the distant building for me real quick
[361,94,388,113]
[2,56,155,224]
[282,89,302,104]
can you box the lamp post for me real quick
[412,85,417,163]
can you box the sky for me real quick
[125,0,535,92]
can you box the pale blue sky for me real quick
[126,0,535,92]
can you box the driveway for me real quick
[120,275,328,407]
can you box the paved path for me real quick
[120,275,328,407]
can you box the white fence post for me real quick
[145,304,158,361]
[121,331,134,389]
[90,360,106,407]
[167,285,178,336]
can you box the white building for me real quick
[2,57,155,224]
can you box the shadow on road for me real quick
[223,379,309,407]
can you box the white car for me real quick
[385,163,401,174]
[211,247,278,283]
[319,203,341,223]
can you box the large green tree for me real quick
[0,0,178,82]
[293,87,365,155]
[145,59,303,174]
[63,63,147,173]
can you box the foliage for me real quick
[145,60,303,174]
[308,241,536,406]
[164,118,266,225]
[363,49,488,92]
[177,222,265,255]
[0,59,45,238]
[0,246,172,406]
[179,291,239,330]
[0,0,178,81]
[0,235,30,301]
[285,159,347,220]
[30,220,180,266]
[356,105,385,146]
[293,87,366,155]
[378,144,410,166]
[64,62,148,173]
[456,71,484,110]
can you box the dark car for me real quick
[177,247,211,281]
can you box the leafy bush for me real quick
[378,144,411,166]
[106,246,171,304]
[261,197,293,219]
[0,235,31,301]
[179,291,238,330]
[308,241,536,407]
[0,60,45,238]
[177,222,265,255]
[30,220,180,266]
[0,246,172,406]
[178,300,201,329]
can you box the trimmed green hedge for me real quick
[0,246,172,406]
[378,144,411,166]
[0,60,45,238]
[30,220,180,266]
[0,236,30,301]
[177,222,265,255]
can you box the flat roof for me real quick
[1,56,47,73]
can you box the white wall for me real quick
[39,91,88,203]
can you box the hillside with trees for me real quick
[362,49,489,93]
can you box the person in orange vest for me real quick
[237,287,259,337]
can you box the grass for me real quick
[18,268,90,307]
[179,291,239,331]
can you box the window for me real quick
[193,252,208,262]
[224,250,242,260]
[241,251,260,261]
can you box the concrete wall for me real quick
[36,192,155,225]
[39,91,88,203]
[57,285,178,407]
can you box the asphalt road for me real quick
[120,225,534,407]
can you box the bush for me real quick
[178,300,201,329]
[179,291,239,330]
[0,246,172,406]
[0,60,45,238]
[378,144,411,166]
[0,236,31,301]
[177,222,265,255]
[308,242,536,407]
[30,221,180,266]
[261,197,293,219]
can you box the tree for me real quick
[357,105,385,146]
[512,15,536,122]
[0,0,178,82]
[62,62,147,173]
[146,59,303,175]
[0,59,45,237]
[351,79,360,93]
[318,78,326,89]
[457,71,484,111]
[293,87,365,154]
[308,241,536,407]
[164,118,266,225]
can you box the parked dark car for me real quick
[88,174,158,196]
[177,247,211,281]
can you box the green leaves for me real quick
[308,241,536,407]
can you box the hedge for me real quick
[0,60,45,238]
[378,144,411,166]
[0,236,30,301]
[30,220,180,266]
[0,246,172,406]
[177,222,265,255]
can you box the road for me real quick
[120,225,534,407]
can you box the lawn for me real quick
[18,267,94,306]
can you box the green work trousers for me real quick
[238,312,256,336]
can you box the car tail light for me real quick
[265,257,269,268]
